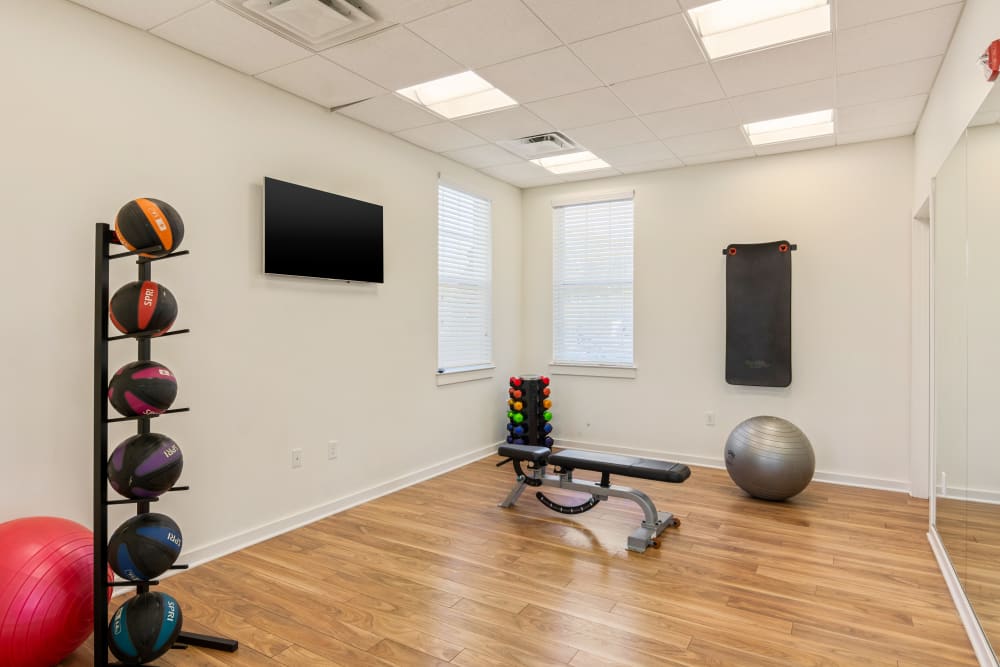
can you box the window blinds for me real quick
[438,183,492,371]
[553,197,634,365]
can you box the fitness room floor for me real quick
[67,455,974,666]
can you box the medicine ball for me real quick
[110,281,178,336]
[108,592,182,665]
[108,513,182,581]
[108,360,177,417]
[107,433,183,500]
[114,198,184,258]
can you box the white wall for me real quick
[0,0,521,559]
[521,139,915,490]
[914,0,1000,213]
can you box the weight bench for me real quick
[496,445,691,553]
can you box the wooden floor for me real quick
[937,496,1000,654]
[67,457,976,666]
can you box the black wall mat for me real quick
[724,240,795,387]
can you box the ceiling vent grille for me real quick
[500,132,578,159]
[241,0,375,48]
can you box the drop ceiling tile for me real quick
[595,140,678,167]
[257,56,384,108]
[837,94,927,134]
[641,100,739,138]
[395,122,483,152]
[728,78,836,125]
[481,162,562,188]
[711,35,835,97]
[568,118,657,150]
[571,15,705,85]
[407,0,560,68]
[836,0,962,31]
[664,127,748,157]
[836,4,962,74]
[837,122,918,145]
[68,0,208,29]
[611,64,725,115]
[526,87,633,130]
[618,157,684,174]
[151,2,310,75]
[336,94,440,132]
[521,0,682,43]
[443,144,522,168]
[478,48,601,103]
[837,56,942,108]
[754,135,835,156]
[453,106,552,142]
[374,0,468,23]
[322,27,462,91]
[681,147,756,165]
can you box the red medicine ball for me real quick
[110,281,177,336]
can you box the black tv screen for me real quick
[263,177,383,283]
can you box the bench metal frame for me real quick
[499,460,679,553]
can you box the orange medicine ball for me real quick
[114,198,185,258]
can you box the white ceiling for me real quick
[69,0,965,188]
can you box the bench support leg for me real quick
[499,477,528,508]
[628,511,676,553]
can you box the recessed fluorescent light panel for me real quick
[687,0,830,59]
[744,109,834,145]
[396,71,517,119]
[530,151,610,175]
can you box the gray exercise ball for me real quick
[724,416,815,501]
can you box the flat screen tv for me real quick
[263,177,383,283]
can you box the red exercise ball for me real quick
[0,517,103,667]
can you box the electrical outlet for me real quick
[292,448,303,468]
[704,411,715,426]
[328,440,338,460]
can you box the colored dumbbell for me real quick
[543,423,553,434]
[542,399,552,409]
[542,410,552,421]
[513,413,524,424]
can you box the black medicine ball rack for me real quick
[93,223,237,665]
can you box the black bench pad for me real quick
[547,450,690,483]
[498,444,551,464]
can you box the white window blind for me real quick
[553,197,634,365]
[438,183,492,371]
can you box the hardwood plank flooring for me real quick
[67,457,976,666]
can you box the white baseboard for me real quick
[553,439,909,493]
[940,488,1000,505]
[928,528,998,666]
[179,442,498,569]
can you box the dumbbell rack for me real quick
[93,222,237,665]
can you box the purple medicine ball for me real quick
[108,433,183,499]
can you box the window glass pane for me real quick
[553,198,634,365]
[438,183,492,370]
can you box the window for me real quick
[438,183,492,373]
[553,196,634,366]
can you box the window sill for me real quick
[548,363,637,379]
[436,365,495,386]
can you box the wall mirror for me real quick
[934,81,1000,658]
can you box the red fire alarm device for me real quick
[982,39,1000,82]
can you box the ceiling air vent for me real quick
[500,132,578,159]
[241,0,375,47]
